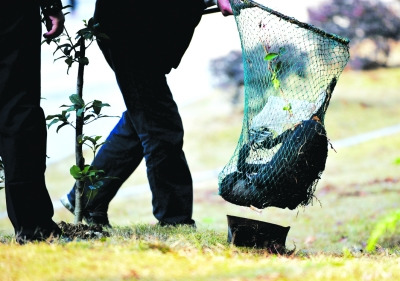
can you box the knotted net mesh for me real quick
[218,0,350,210]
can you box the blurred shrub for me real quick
[308,0,400,70]
[209,45,307,106]
[209,50,244,106]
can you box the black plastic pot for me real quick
[227,215,290,253]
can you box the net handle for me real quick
[203,6,220,15]
[234,0,350,46]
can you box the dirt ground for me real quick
[58,221,110,240]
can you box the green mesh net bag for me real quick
[218,0,350,210]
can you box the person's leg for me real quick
[0,3,60,242]
[114,68,195,225]
[84,35,195,225]
[0,110,60,242]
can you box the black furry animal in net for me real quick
[219,119,328,210]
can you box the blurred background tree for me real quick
[210,0,400,105]
[308,0,400,70]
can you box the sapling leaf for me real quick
[274,61,283,73]
[76,108,85,117]
[92,100,110,115]
[53,43,71,55]
[46,118,60,129]
[92,114,118,120]
[89,181,104,190]
[283,104,291,111]
[46,111,72,130]
[60,105,76,113]
[56,122,70,133]
[264,53,279,61]
[77,134,84,144]
[88,170,98,177]
[54,55,67,62]
[82,165,91,174]
[65,57,74,67]
[41,39,51,45]
[78,57,89,66]
[51,110,70,120]
[63,47,72,56]
[70,165,82,180]
[87,18,94,27]
[69,94,85,108]
[272,77,280,89]
[46,114,61,121]
[73,41,81,49]
[95,142,106,151]
[85,136,97,143]
[83,114,94,121]
[283,103,293,115]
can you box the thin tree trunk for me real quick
[74,38,86,224]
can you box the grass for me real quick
[1,225,400,281]
[0,68,400,280]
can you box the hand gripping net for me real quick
[218,0,350,210]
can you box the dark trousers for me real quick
[0,3,57,237]
[67,0,205,224]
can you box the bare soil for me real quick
[58,221,110,240]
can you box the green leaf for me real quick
[87,18,94,27]
[70,165,82,180]
[272,77,280,89]
[53,43,71,55]
[264,53,279,61]
[41,38,51,45]
[78,57,89,66]
[54,55,67,63]
[367,210,400,252]
[46,118,60,129]
[95,142,106,151]
[274,61,283,73]
[77,134,85,144]
[82,165,91,174]
[283,103,292,112]
[61,105,76,113]
[77,108,85,117]
[69,94,85,108]
[89,181,104,190]
[56,122,70,133]
[65,57,74,67]
[85,136,96,144]
[46,114,61,121]
[88,170,98,177]
[83,114,95,122]
[92,100,110,115]
[47,111,71,125]
[73,41,81,49]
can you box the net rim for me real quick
[234,0,350,46]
